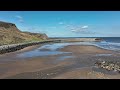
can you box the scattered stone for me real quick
[95,61,120,73]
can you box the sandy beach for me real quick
[1,11,120,79]
[0,44,120,79]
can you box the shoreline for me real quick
[0,43,116,57]
[0,37,116,55]
[0,44,42,57]
[0,40,61,55]
[0,44,115,58]
[0,44,120,79]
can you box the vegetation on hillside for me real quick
[0,21,48,45]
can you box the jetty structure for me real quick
[0,40,61,54]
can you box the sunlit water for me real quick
[18,50,72,58]
[95,54,112,56]
[57,56,75,60]
[17,38,120,58]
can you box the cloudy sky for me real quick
[0,11,120,37]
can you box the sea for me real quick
[49,37,120,51]
[91,37,120,51]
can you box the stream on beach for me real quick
[16,41,120,58]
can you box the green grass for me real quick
[0,38,46,46]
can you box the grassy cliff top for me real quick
[0,21,48,45]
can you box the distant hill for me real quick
[0,21,48,45]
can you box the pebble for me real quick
[95,61,120,73]
[47,74,49,75]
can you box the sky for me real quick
[0,11,120,37]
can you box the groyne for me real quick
[0,40,61,54]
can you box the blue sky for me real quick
[0,11,120,37]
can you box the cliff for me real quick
[0,21,48,45]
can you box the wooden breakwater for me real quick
[0,40,61,54]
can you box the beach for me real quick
[1,11,120,79]
[0,43,120,79]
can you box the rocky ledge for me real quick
[95,61,120,73]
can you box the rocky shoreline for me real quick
[95,61,120,73]
[0,40,61,54]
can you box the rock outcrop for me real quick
[95,61,120,73]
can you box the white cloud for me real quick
[59,22,64,25]
[71,30,77,32]
[81,25,88,29]
[66,25,71,28]
[68,25,96,34]
[15,15,24,23]
[66,25,88,31]
[78,31,95,34]
[15,15,23,19]
[19,19,24,23]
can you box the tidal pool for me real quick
[17,42,116,58]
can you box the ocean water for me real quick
[39,37,120,51]
[93,37,120,51]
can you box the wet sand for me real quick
[59,45,113,54]
[0,44,120,79]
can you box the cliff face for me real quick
[0,21,16,28]
[0,21,48,45]
[23,32,48,40]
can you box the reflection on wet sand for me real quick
[0,42,120,79]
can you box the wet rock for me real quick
[95,38,103,41]
[0,40,61,54]
[95,61,120,73]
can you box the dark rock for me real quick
[95,61,120,73]
[95,38,103,41]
